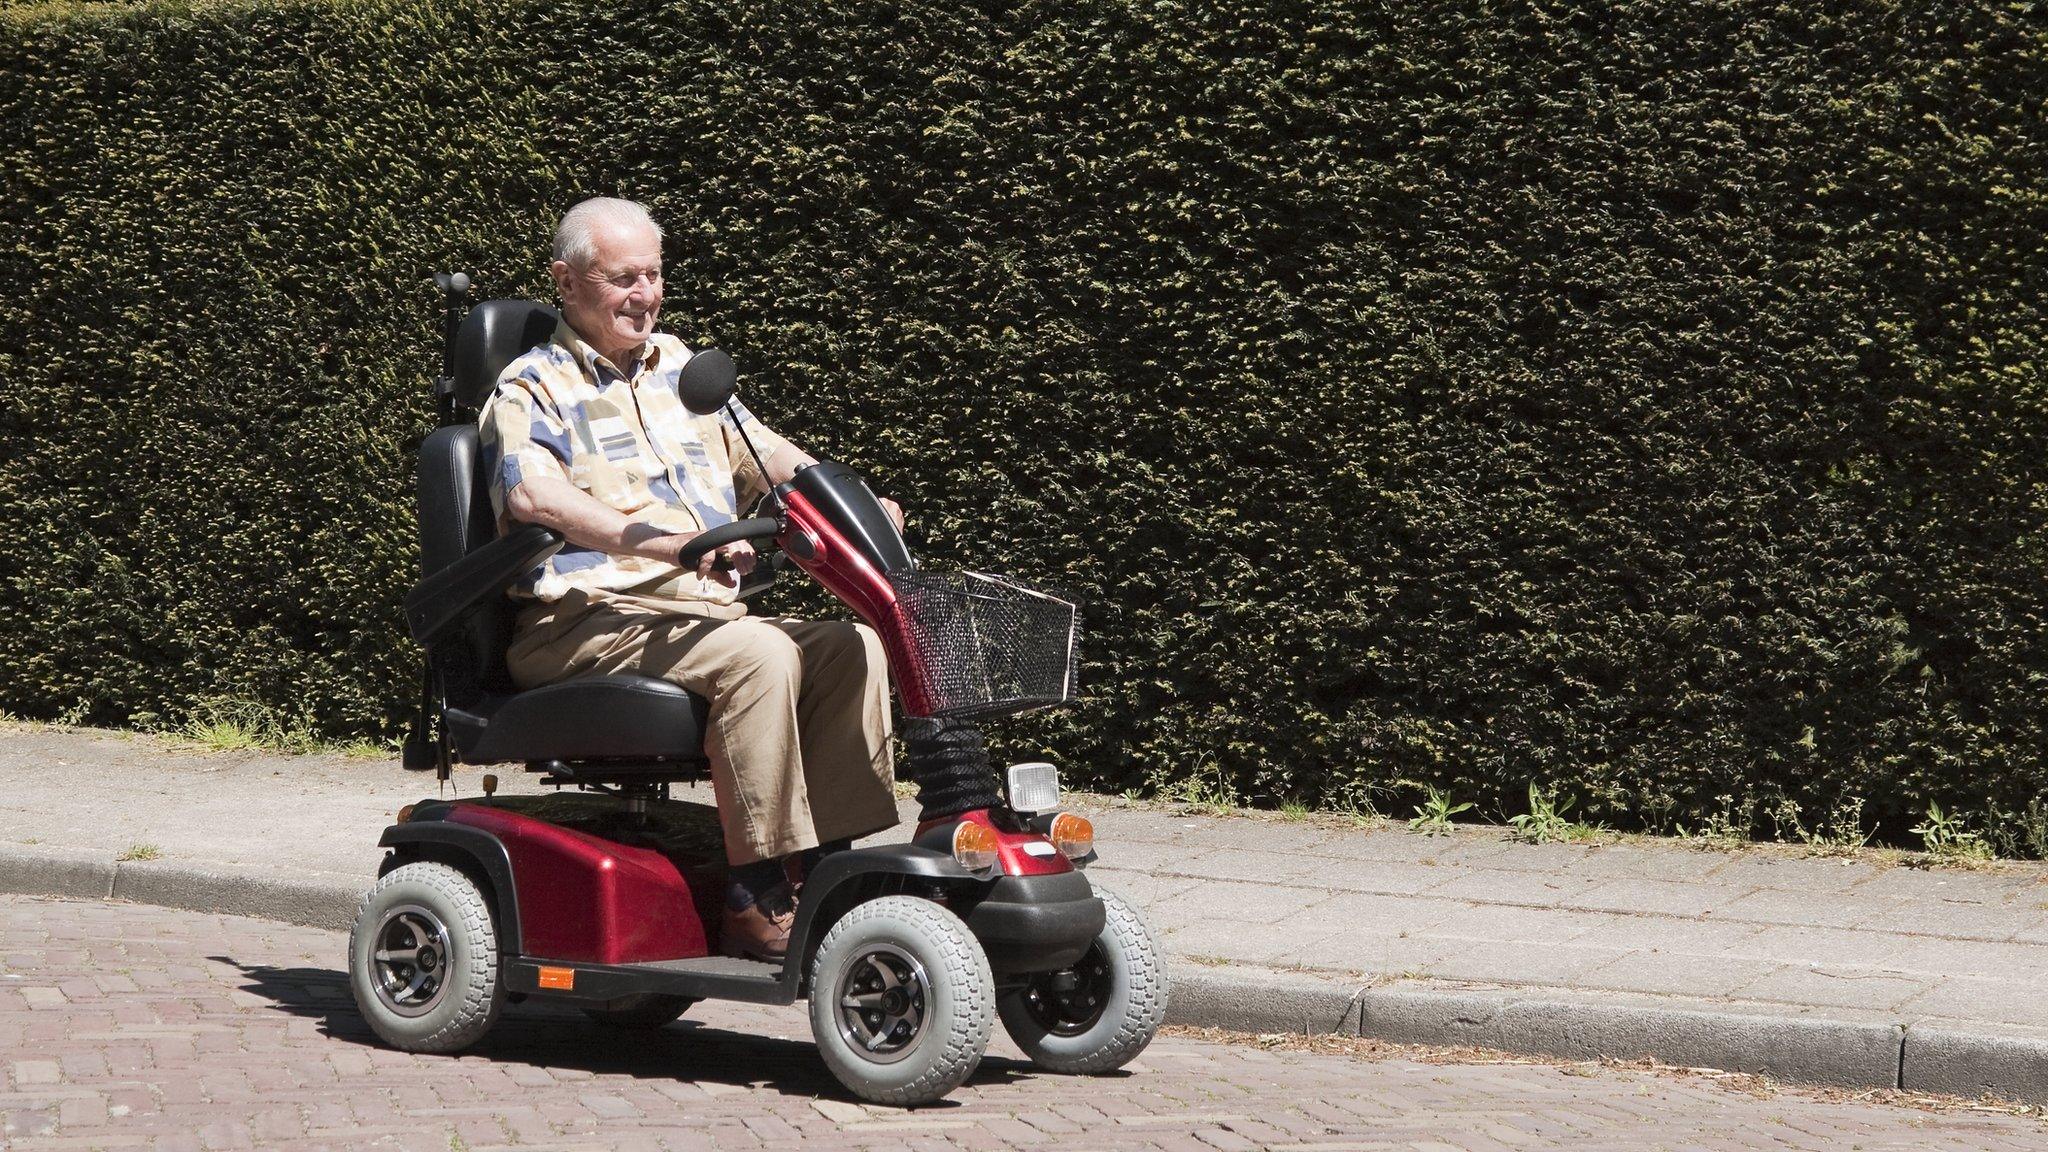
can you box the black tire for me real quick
[347,860,504,1054]
[807,895,994,1105]
[996,885,1166,1073]
[579,994,696,1029]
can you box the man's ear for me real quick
[549,259,574,300]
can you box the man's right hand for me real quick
[697,539,756,585]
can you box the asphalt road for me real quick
[2,895,2042,1152]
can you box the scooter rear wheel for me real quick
[807,895,994,1105]
[347,860,505,1054]
[997,885,1166,1073]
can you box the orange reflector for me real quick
[537,966,576,990]
[1050,813,1095,859]
[952,821,1000,872]
[395,804,416,824]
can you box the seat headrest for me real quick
[453,300,562,409]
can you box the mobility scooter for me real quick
[346,275,1165,1104]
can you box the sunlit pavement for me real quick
[2,895,2043,1151]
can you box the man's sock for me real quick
[725,859,786,912]
[797,837,853,878]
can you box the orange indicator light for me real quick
[1050,813,1095,859]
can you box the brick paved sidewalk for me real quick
[3,723,2047,1101]
[6,895,2045,1152]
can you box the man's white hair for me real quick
[552,197,663,268]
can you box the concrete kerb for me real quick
[110,861,360,932]
[1903,1025,2048,1103]
[0,843,115,900]
[1167,965,1366,1035]
[1167,966,2048,1105]
[5,845,2048,1105]
[0,847,361,931]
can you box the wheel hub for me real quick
[1022,943,1112,1036]
[371,904,453,1019]
[834,944,930,1064]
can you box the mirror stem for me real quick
[724,398,780,512]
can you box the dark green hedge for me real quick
[2,0,2043,839]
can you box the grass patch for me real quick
[1407,786,1474,838]
[165,698,326,756]
[1911,802,1996,867]
[1506,784,1604,845]
[116,843,161,862]
[1148,758,1242,817]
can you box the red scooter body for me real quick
[440,804,718,965]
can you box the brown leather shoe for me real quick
[719,883,795,962]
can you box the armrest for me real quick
[403,523,564,645]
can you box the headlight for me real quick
[1004,762,1061,815]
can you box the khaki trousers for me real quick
[506,591,899,865]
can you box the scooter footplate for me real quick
[638,956,781,978]
[508,954,789,1006]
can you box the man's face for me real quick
[552,220,663,361]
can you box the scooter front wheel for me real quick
[807,895,994,1105]
[997,885,1166,1073]
[347,860,505,1054]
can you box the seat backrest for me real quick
[418,299,561,705]
[454,300,562,408]
[417,425,509,704]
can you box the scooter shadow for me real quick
[209,957,1037,1101]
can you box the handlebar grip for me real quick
[678,517,783,569]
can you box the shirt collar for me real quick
[555,320,663,383]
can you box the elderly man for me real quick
[478,197,902,961]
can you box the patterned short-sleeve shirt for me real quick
[477,321,792,609]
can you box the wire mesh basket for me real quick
[889,570,1080,721]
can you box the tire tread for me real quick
[809,895,994,1105]
[348,860,503,1054]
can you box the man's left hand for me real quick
[706,540,757,587]
[880,498,905,533]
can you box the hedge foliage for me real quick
[1,0,2044,839]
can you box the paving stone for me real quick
[1507,843,1732,885]
[1851,866,2048,904]
[1701,853,1885,893]
[1714,888,1907,931]
[1282,928,1452,975]
[1150,879,1323,928]
[1878,936,2048,983]
[1705,923,1904,969]
[1898,977,2048,1030]
[1297,892,1460,939]
[1571,950,1785,998]
[1412,904,1608,946]
[1415,940,1630,987]
[1569,878,1755,918]
[1731,964,1932,1013]
[1157,846,1366,889]
[1421,870,1606,908]
[1863,897,2048,943]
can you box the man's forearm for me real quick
[759,443,904,531]
[506,475,688,562]
[764,445,817,488]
